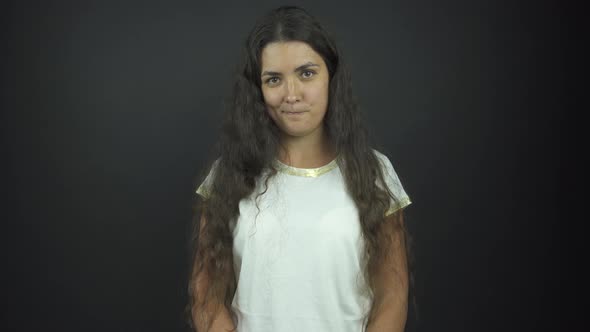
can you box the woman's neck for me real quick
[277,127,337,168]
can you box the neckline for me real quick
[272,154,340,178]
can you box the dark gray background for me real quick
[2,0,568,331]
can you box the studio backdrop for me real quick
[3,0,566,331]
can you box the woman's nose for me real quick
[284,77,301,103]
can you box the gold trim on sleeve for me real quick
[384,196,412,216]
[196,186,210,199]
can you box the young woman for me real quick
[187,6,413,332]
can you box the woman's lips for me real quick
[282,111,307,117]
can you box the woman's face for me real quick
[260,41,330,139]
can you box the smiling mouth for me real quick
[282,110,307,114]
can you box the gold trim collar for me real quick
[273,155,340,178]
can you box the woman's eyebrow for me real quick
[261,62,320,77]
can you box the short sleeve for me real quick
[195,159,219,200]
[374,150,412,216]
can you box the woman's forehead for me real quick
[260,41,323,70]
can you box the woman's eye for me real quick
[266,77,279,85]
[301,70,315,78]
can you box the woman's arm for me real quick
[192,271,237,332]
[366,210,409,332]
[191,213,238,332]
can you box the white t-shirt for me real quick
[196,149,411,332]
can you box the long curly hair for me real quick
[186,5,415,331]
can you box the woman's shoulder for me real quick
[195,157,221,198]
[370,148,392,166]
[370,148,412,211]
